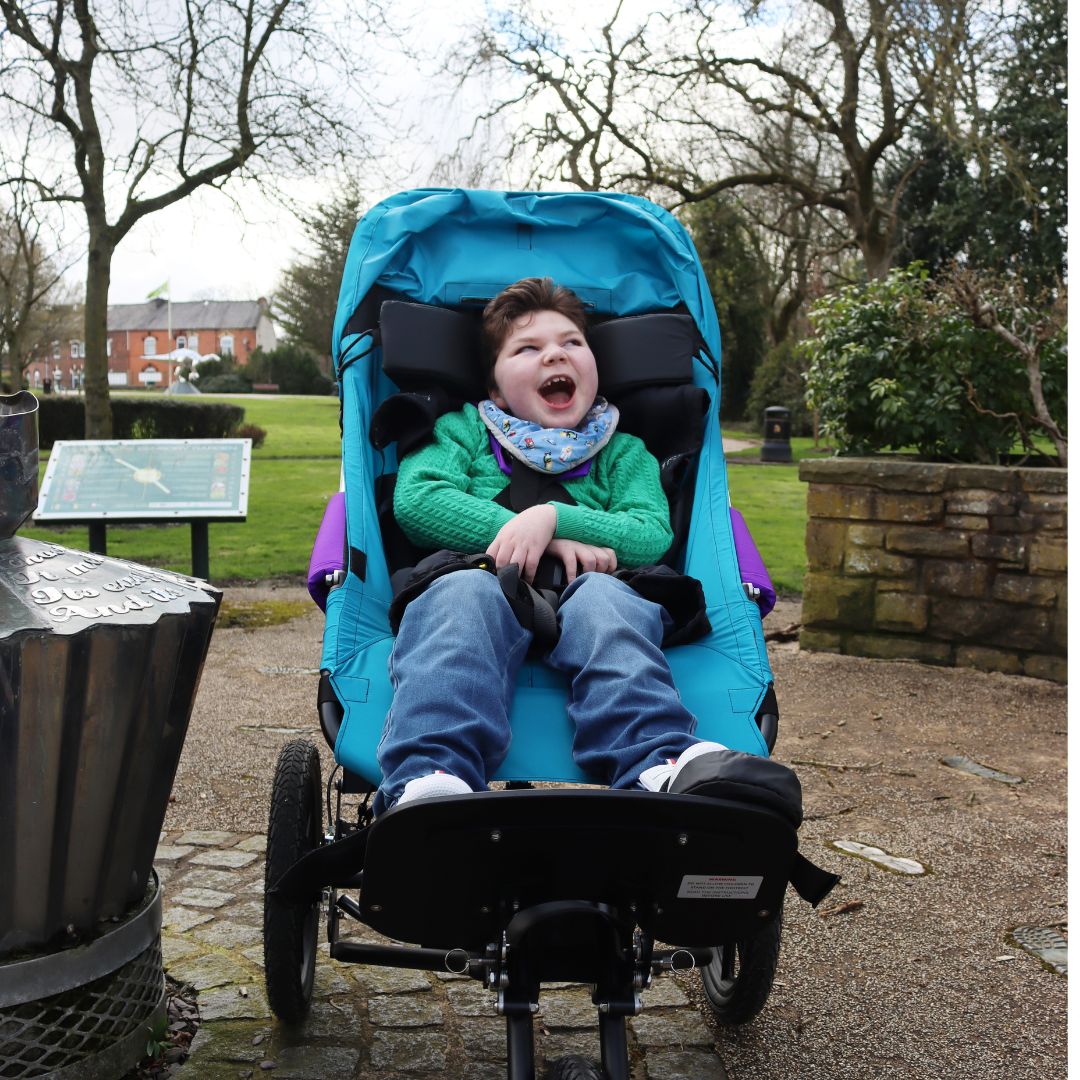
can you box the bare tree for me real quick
[0,0,380,436]
[941,268,1067,465]
[0,185,73,392]
[463,0,1005,280]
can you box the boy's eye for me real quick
[515,345,537,354]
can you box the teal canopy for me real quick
[323,189,773,785]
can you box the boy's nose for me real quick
[542,343,567,363]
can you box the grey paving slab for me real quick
[369,1029,449,1071]
[190,847,260,868]
[175,829,239,847]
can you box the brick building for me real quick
[26,298,276,390]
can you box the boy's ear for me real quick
[488,388,507,410]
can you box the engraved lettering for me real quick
[63,587,100,600]
[48,604,96,622]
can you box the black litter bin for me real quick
[761,405,793,463]
[0,390,221,1079]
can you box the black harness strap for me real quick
[493,457,578,514]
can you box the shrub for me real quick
[233,422,267,448]
[745,340,814,436]
[198,373,254,393]
[246,343,334,395]
[801,266,1067,463]
[37,397,245,448]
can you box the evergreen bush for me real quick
[801,266,1067,462]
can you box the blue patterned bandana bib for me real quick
[478,398,619,474]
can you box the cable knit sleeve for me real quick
[552,434,673,568]
[394,406,515,552]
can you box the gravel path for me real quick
[163,585,1066,1078]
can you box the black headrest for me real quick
[379,301,700,401]
[380,300,484,398]
[590,313,700,396]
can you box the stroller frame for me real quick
[262,189,837,1079]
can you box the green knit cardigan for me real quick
[394,404,673,568]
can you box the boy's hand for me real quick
[547,539,617,583]
[487,505,558,582]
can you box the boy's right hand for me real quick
[547,538,617,583]
[487,504,558,582]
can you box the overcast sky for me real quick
[100,0,694,307]
[98,1,511,306]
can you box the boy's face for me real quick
[489,310,599,429]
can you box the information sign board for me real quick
[36,439,251,522]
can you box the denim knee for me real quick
[557,572,665,641]
[407,567,505,616]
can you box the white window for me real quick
[143,336,157,356]
[51,341,60,360]
[70,340,79,359]
[108,371,128,386]
[220,334,234,356]
[106,338,112,357]
[176,335,186,349]
[187,333,198,353]
[33,369,41,387]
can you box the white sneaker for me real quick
[396,771,473,807]
[638,741,728,792]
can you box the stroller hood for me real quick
[333,189,722,368]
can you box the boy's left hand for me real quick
[547,539,617,583]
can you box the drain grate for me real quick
[0,937,163,1078]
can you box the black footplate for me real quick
[360,788,797,948]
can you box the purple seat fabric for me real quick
[306,490,776,616]
[729,507,776,616]
[308,492,347,610]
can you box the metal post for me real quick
[88,522,107,555]
[598,1012,630,1080]
[505,1011,536,1080]
[191,521,209,579]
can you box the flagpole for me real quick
[167,282,172,388]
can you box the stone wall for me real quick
[798,458,1067,682]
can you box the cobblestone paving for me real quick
[160,830,728,1080]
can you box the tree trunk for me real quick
[83,229,113,439]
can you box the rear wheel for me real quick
[263,739,323,1023]
[700,913,782,1025]
[545,1056,606,1079]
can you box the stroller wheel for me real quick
[700,912,782,1025]
[545,1055,606,1079]
[263,739,322,1023]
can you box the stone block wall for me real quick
[798,458,1067,682]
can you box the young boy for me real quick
[374,277,726,813]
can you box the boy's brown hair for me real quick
[481,277,587,387]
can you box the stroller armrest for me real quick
[308,491,347,611]
[730,508,776,616]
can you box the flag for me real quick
[146,281,169,300]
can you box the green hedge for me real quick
[37,397,246,449]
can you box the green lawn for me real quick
[20,396,813,591]
[726,464,807,595]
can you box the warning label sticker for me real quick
[677,875,763,900]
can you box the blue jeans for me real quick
[374,570,699,813]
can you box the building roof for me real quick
[107,299,267,333]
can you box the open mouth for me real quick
[538,375,576,407]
